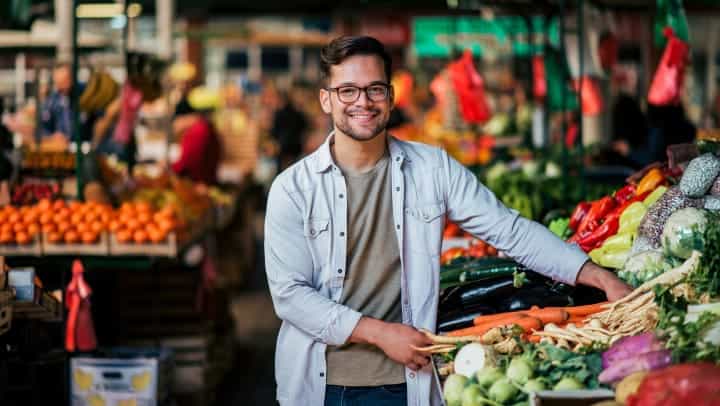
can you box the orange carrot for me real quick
[449,314,530,337]
[564,302,609,317]
[472,311,529,326]
[523,308,569,325]
[526,334,541,343]
[448,315,543,337]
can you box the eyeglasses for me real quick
[325,83,391,103]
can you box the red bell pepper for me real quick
[614,184,636,204]
[576,196,616,235]
[577,213,620,251]
[568,201,591,231]
[441,247,467,265]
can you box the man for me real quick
[270,87,309,171]
[264,36,631,406]
[40,63,75,142]
[171,106,221,185]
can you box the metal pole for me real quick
[15,53,26,107]
[71,0,83,199]
[55,0,73,62]
[157,0,174,60]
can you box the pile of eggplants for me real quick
[437,261,579,333]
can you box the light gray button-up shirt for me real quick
[264,134,589,406]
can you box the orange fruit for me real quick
[133,230,148,244]
[47,231,62,243]
[41,223,56,233]
[157,218,176,233]
[70,212,84,225]
[27,223,39,236]
[0,212,7,223]
[64,230,79,244]
[37,199,52,211]
[108,220,121,232]
[137,212,152,225]
[39,212,53,225]
[52,200,65,210]
[148,228,166,243]
[1,223,12,234]
[90,221,104,233]
[53,211,69,224]
[135,201,152,213]
[84,211,98,223]
[100,212,112,225]
[12,223,25,233]
[125,218,140,232]
[56,221,71,234]
[81,231,98,244]
[0,232,13,244]
[75,222,90,233]
[116,229,132,243]
[68,201,83,211]
[120,202,135,213]
[15,232,30,245]
[8,212,20,223]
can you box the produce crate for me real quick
[0,235,43,257]
[0,290,12,336]
[42,232,110,256]
[109,233,178,257]
[71,347,174,406]
[13,291,62,322]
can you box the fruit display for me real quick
[37,199,112,245]
[21,151,76,173]
[109,201,180,245]
[11,182,61,205]
[0,204,42,246]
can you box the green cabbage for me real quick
[662,208,708,259]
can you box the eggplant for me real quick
[439,276,517,314]
[437,305,496,332]
[496,285,573,312]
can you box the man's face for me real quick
[319,54,394,142]
[53,66,72,95]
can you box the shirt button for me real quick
[409,372,416,379]
[395,187,400,192]
[396,224,400,230]
[310,229,316,235]
[395,157,401,162]
[339,194,344,199]
[320,372,325,377]
[339,232,345,237]
[337,269,343,274]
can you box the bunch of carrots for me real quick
[446,302,608,340]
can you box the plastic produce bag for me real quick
[648,28,690,106]
[532,55,547,100]
[448,50,491,124]
[572,76,603,116]
[65,260,97,352]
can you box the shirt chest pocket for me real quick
[303,218,331,269]
[405,202,445,256]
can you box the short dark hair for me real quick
[320,36,392,85]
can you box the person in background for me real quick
[171,88,221,185]
[270,87,308,171]
[39,63,78,145]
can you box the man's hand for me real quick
[577,260,633,301]
[348,317,434,371]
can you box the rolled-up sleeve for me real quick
[440,151,588,285]
[264,178,362,345]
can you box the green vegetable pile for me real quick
[548,217,572,240]
[443,342,604,406]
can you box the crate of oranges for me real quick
[0,204,44,256]
[108,201,181,257]
[39,199,111,255]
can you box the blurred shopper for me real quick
[270,88,308,171]
[265,36,631,406]
[39,63,80,146]
[171,87,221,185]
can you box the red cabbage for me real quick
[602,332,664,369]
[599,349,672,384]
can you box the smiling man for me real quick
[264,36,631,406]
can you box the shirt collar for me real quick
[314,131,407,173]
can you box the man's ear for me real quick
[319,89,332,114]
[388,85,395,108]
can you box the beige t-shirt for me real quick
[325,153,405,386]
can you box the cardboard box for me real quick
[71,348,173,406]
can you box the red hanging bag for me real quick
[648,28,690,106]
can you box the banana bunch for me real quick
[79,71,119,113]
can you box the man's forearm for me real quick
[348,316,383,345]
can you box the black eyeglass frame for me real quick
[324,83,393,104]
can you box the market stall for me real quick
[432,138,720,406]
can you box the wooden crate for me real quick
[109,232,178,257]
[41,232,110,256]
[14,291,62,322]
[0,235,43,257]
